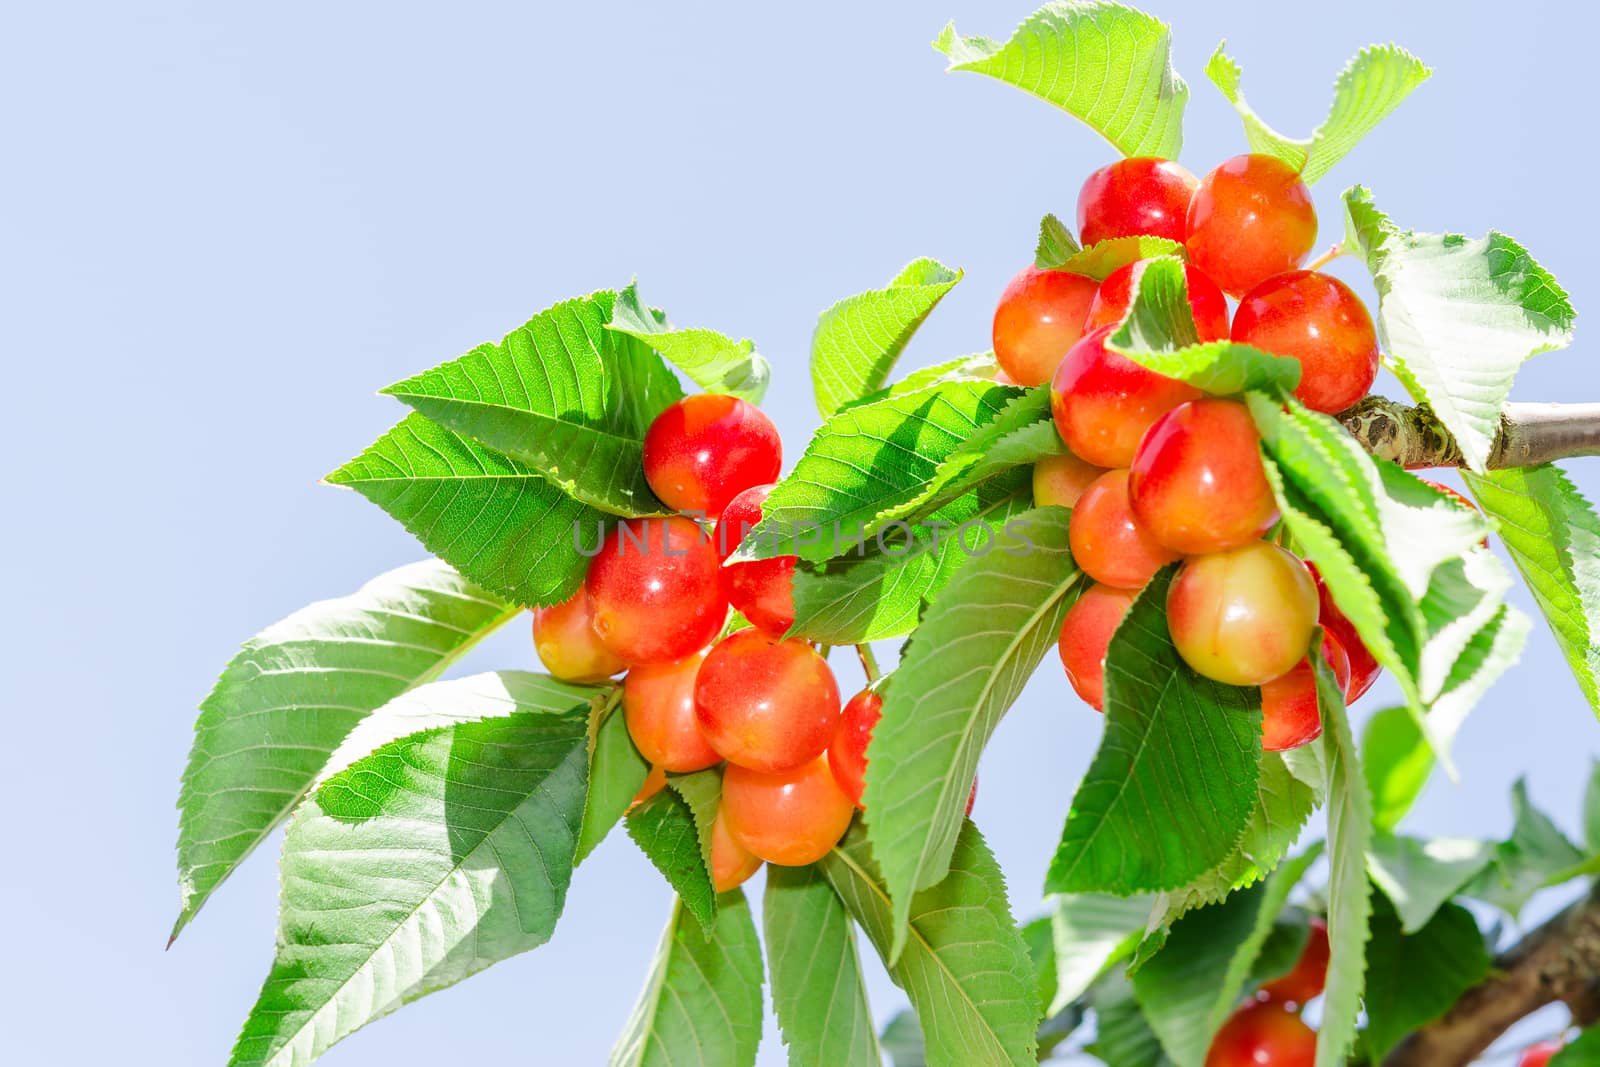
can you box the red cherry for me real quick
[694,629,840,773]
[715,484,797,636]
[710,806,763,892]
[1186,154,1318,297]
[1307,563,1383,703]
[1069,469,1182,590]
[1168,542,1319,687]
[1260,635,1351,752]
[1232,270,1380,413]
[1129,398,1280,555]
[1033,453,1105,509]
[722,755,855,866]
[993,265,1100,387]
[1051,324,1202,469]
[1077,157,1199,246]
[828,688,881,808]
[1057,583,1140,711]
[631,764,667,809]
[1518,1040,1565,1067]
[1259,915,1331,1006]
[1085,260,1231,341]
[643,393,782,516]
[586,516,728,665]
[1205,1000,1316,1067]
[623,651,722,773]
[531,584,628,683]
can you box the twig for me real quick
[856,643,881,683]
[1339,396,1600,469]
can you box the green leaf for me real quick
[1059,235,1185,282]
[1465,465,1600,717]
[764,864,882,1066]
[1047,893,1153,1014]
[229,692,590,1067]
[1034,213,1080,270]
[1087,972,1172,1067]
[607,282,770,403]
[579,694,650,863]
[843,351,1000,412]
[626,784,718,932]
[1362,705,1435,834]
[666,766,724,871]
[863,507,1083,956]
[1362,895,1491,1061]
[821,821,1040,1067]
[1205,44,1431,184]
[935,2,1189,159]
[1048,565,1263,896]
[811,258,963,417]
[1586,759,1600,856]
[881,1012,928,1067]
[1367,832,1493,934]
[1551,1027,1600,1065]
[1463,778,1584,917]
[173,560,518,941]
[380,289,684,516]
[610,892,765,1067]
[326,412,607,608]
[1343,187,1576,471]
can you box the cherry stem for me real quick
[1341,395,1600,469]
[1305,242,1345,271]
[855,643,881,683]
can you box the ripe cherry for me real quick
[1077,157,1199,246]
[715,484,796,636]
[1057,583,1139,711]
[643,393,782,516]
[1084,260,1231,341]
[1129,398,1279,555]
[1518,1041,1565,1067]
[694,629,841,773]
[1069,469,1182,590]
[828,688,881,808]
[993,265,1100,387]
[531,584,628,683]
[1205,1000,1316,1067]
[710,807,763,892]
[586,516,728,665]
[1308,563,1383,703]
[1168,542,1319,687]
[1260,634,1351,752]
[1051,324,1202,469]
[722,755,856,866]
[623,650,722,773]
[1186,154,1318,297]
[1259,915,1331,1006]
[631,764,667,808]
[1232,270,1380,413]
[1032,452,1105,509]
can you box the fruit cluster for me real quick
[1205,916,1329,1066]
[998,154,1392,749]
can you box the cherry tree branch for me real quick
[1340,396,1600,469]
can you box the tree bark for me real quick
[1382,882,1600,1067]
[1339,396,1600,470]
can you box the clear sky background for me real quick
[5,1,1597,1063]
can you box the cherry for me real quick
[1129,398,1280,555]
[828,688,881,808]
[1033,452,1105,509]
[1077,157,1199,246]
[586,516,728,665]
[1258,915,1331,1006]
[1205,1000,1316,1067]
[710,806,763,892]
[1069,469,1182,590]
[1051,324,1202,468]
[643,393,782,516]
[1084,259,1231,341]
[1057,583,1140,711]
[992,265,1101,387]
[1168,542,1319,687]
[623,650,722,773]
[694,629,841,773]
[721,755,855,866]
[715,484,797,636]
[1186,154,1318,297]
[1232,270,1380,413]
[631,764,667,808]
[1308,563,1383,703]
[1518,1041,1565,1067]
[1260,633,1351,752]
[531,584,628,683]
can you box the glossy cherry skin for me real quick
[722,755,856,866]
[586,516,728,665]
[623,650,722,773]
[1033,452,1105,509]
[1051,324,1202,469]
[643,393,782,516]
[1308,563,1383,703]
[993,265,1101,387]
[1085,260,1231,341]
[1260,634,1351,752]
[828,688,881,808]
[1069,469,1182,590]
[694,629,841,773]
[1518,1041,1564,1067]
[1130,398,1279,555]
[710,807,763,892]
[1233,270,1380,413]
[715,484,797,636]
[1259,915,1331,1006]
[1058,583,1140,711]
[1077,157,1199,246]
[1186,154,1318,297]
[532,585,628,683]
[1205,1000,1316,1067]
[1168,542,1319,687]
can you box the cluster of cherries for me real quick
[531,391,920,891]
[1205,918,1328,1065]
[995,152,1397,748]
